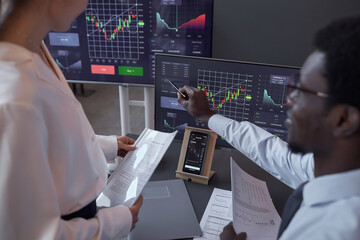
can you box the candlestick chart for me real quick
[85,0,145,60]
[197,69,251,122]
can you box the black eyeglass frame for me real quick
[287,73,332,100]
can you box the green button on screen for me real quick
[118,66,143,76]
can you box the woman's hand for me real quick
[129,195,143,230]
[117,136,136,157]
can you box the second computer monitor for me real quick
[155,54,300,148]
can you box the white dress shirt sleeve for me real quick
[208,114,314,188]
[96,135,118,161]
[0,102,132,240]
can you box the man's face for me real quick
[285,51,333,154]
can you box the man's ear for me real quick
[332,105,360,137]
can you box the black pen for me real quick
[168,80,189,100]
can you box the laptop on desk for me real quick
[129,179,202,240]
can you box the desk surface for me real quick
[128,134,293,222]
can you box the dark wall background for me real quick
[212,0,360,67]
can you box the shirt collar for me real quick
[0,41,77,101]
[38,42,76,100]
[303,168,360,206]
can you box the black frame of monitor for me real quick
[44,0,214,86]
[154,53,300,148]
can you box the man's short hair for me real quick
[314,16,360,109]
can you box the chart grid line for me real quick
[197,69,249,122]
[85,0,140,60]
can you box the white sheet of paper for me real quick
[194,188,233,240]
[231,157,281,240]
[97,128,177,208]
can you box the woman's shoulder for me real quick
[0,42,37,78]
[0,42,33,64]
[0,42,42,100]
[0,73,43,119]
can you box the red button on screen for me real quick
[91,65,115,75]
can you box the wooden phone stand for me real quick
[176,126,217,185]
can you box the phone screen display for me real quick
[183,131,209,175]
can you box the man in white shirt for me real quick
[178,16,360,240]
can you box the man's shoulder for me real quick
[286,198,360,240]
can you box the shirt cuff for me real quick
[208,114,233,136]
[96,135,118,161]
[96,205,132,238]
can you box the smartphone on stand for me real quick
[182,131,209,175]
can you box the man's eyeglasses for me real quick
[287,73,332,102]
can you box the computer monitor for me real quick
[154,54,300,148]
[44,0,213,85]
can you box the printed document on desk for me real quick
[97,128,177,208]
[194,188,233,240]
[231,157,281,240]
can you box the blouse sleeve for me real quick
[96,135,118,162]
[0,102,132,239]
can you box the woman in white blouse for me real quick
[0,0,143,239]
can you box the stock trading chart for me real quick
[197,69,252,122]
[44,0,213,85]
[155,54,299,147]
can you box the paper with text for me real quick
[194,188,233,240]
[97,128,177,208]
[231,157,281,240]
